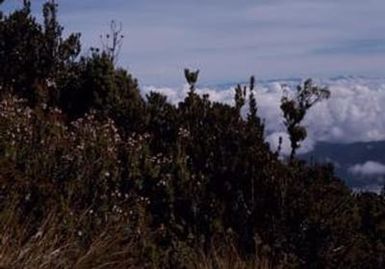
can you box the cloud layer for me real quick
[143,77,385,153]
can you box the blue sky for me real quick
[3,0,385,86]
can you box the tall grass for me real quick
[0,208,278,269]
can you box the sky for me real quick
[3,0,385,86]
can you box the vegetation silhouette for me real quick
[0,1,384,268]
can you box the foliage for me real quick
[280,79,330,159]
[0,2,384,268]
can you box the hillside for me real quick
[0,2,385,268]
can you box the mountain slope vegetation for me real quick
[0,2,384,268]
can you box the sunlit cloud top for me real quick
[2,0,385,85]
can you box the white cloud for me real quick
[306,78,385,143]
[143,77,385,146]
[348,161,385,177]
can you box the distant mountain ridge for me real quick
[300,141,385,192]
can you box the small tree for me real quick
[280,79,330,160]
[184,68,199,93]
[234,83,246,117]
[0,0,81,105]
[246,76,265,139]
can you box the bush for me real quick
[0,2,384,268]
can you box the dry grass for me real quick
[195,237,284,269]
[0,209,140,269]
[0,209,278,269]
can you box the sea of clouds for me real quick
[142,76,385,156]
